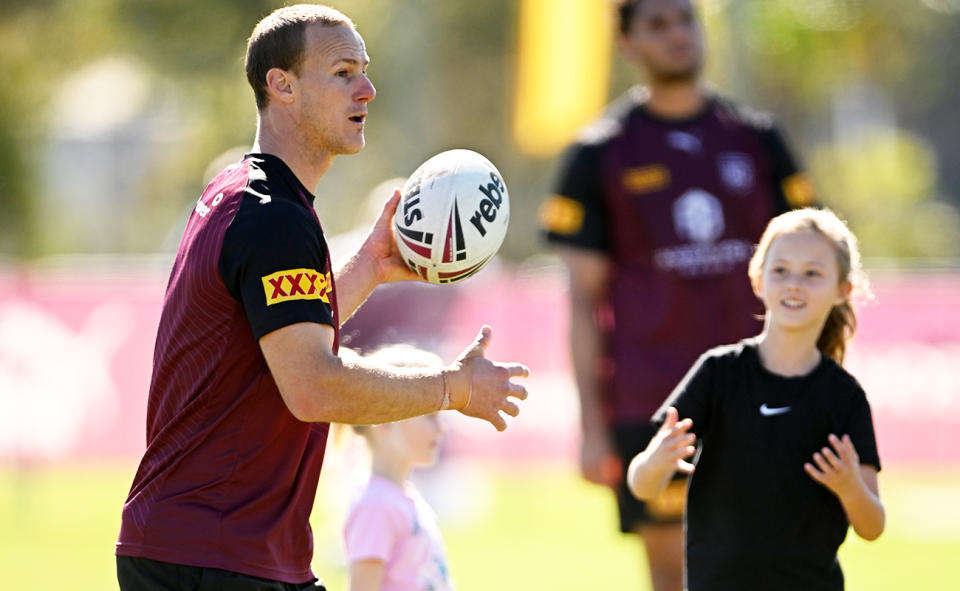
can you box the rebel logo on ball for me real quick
[393,149,510,284]
[469,172,506,237]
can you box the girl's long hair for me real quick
[748,208,870,365]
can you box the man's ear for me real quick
[616,34,638,63]
[265,67,296,105]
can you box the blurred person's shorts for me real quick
[612,422,688,533]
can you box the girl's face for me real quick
[756,230,851,333]
[391,413,445,467]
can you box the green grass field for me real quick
[1,461,954,590]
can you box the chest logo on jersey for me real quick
[717,152,755,194]
[667,131,702,153]
[672,189,725,244]
[622,164,670,194]
[760,403,792,416]
[652,189,753,276]
[262,268,331,305]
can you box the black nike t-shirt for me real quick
[653,339,880,591]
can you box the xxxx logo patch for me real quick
[262,268,331,305]
[622,164,670,194]
[539,194,584,235]
[782,172,816,207]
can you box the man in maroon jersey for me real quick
[115,5,529,590]
[540,1,814,590]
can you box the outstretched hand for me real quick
[446,326,530,431]
[626,407,695,500]
[361,189,422,284]
[648,407,697,475]
[804,433,863,499]
[804,433,886,541]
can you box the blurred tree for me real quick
[810,128,960,258]
[719,0,960,260]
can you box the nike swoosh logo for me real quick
[760,403,791,416]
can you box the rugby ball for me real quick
[394,149,509,284]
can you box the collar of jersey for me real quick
[243,152,317,205]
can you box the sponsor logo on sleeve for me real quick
[782,173,816,207]
[261,269,331,306]
[622,164,671,194]
[539,194,585,235]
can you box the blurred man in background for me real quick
[540,1,814,589]
[116,5,528,590]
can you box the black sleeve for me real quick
[539,141,611,252]
[844,383,882,471]
[651,352,716,436]
[219,198,335,340]
[759,123,818,213]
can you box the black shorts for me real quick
[117,556,325,591]
[612,422,688,533]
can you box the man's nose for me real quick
[356,75,376,102]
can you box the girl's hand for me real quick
[804,433,862,499]
[627,407,695,500]
[804,433,886,540]
[648,406,697,475]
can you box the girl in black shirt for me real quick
[628,208,884,590]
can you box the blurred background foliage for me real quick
[1,0,958,262]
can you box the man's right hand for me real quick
[580,428,622,488]
[444,325,529,431]
[361,188,422,285]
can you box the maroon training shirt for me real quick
[543,88,815,424]
[117,154,339,583]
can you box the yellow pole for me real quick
[513,0,613,157]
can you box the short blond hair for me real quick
[245,4,354,110]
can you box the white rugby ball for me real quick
[394,149,509,284]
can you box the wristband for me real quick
[439,373,451,410]
[439,367,472,411]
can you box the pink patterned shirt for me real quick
[344,475,453,591]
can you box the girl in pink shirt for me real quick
[344,346,454,591]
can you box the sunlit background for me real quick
[1,1,958,589]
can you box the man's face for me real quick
[295,23,376,156]
[620,0,703,83]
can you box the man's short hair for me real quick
[616,0,644,36]
[245,4,354,110]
